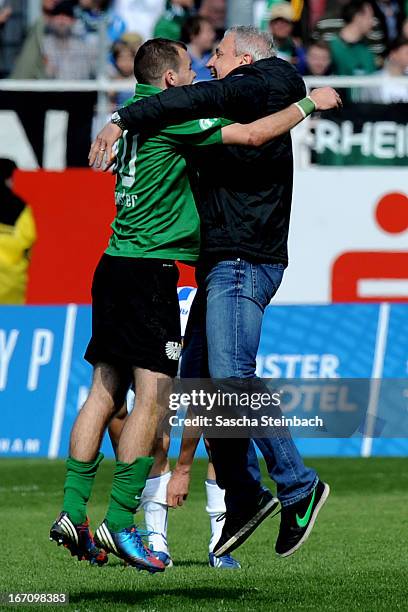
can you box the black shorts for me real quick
[84,254,181,377]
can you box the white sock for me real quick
[205,479,226,553]
[141,472,171,554]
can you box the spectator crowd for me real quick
[0,0,407,91]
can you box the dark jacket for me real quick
[119,57,306,264]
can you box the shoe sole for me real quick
[276,483,330,558]
[214,496,279,558]
[95,525,165,574]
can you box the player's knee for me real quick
[83,385,127,419]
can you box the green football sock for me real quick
[62,452,104,525]
[105,457,154,532]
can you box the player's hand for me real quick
[309,87,342,111]
[104,155,117,172]
[89,123,123,169]
[167,466,191,508]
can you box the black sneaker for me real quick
[50,511,108,566]
[213,488,279,557]
[275,480,330,557]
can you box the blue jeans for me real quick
[181,258,317,507]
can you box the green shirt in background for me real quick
[106,83,223,262]
[153,2,189,40]
[330,36,377,76]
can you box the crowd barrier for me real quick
[1,300,407,459]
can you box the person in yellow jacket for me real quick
[261,0,305,30]
[0,159,37,304]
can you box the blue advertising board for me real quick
[0,302,407,458]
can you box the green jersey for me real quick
[106,83,223,262]
[330,37,376,76]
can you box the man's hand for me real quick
[309,87,342,111]
[105,155,117,172]
[167,466,191,508]
[89,123,123,169]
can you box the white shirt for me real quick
[112,0,166,40]
[359,68,408,103]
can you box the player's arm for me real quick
[166,437,200,508]
[119,71,269,131]
[221,87,342,147]
[167,412,202,508]
[89,70,270,167]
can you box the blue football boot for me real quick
[94,521,165,573]
[151,550,174,568]
[209,552,241,569]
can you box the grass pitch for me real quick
[0,457,406,611]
